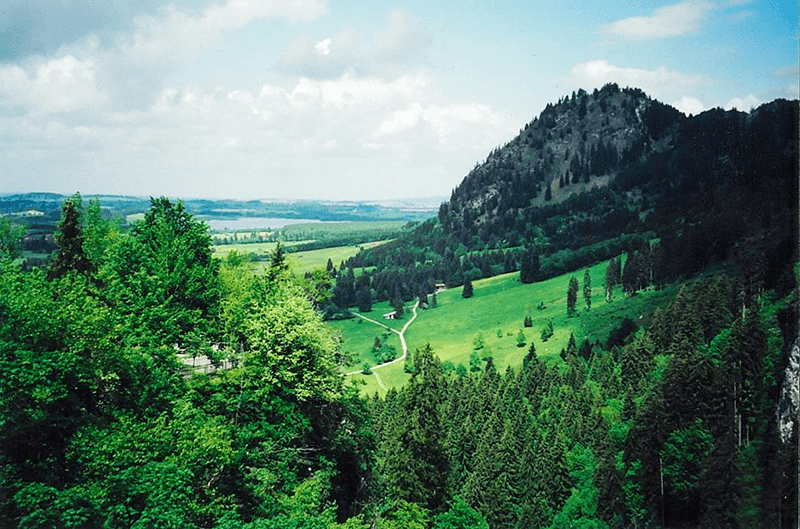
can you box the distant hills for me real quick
[0,194,442,225]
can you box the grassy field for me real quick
[212,240,389,276]
[333,257,678,396]
[211,240,308,260]
[208,220,408,243]
[281,220,408,240]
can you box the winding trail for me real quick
[345,300,420,387]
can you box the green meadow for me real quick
[211,240,307,260]
[280,220,408,240]
[212,240,390,276]
[333,257,678,396]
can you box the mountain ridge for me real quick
[335,84,797,310]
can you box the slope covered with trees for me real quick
[324,86,796,316]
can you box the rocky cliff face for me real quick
[446,83,683,219]
[778,338,800,444]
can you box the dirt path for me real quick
[345,300,419,378]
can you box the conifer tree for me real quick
[583,268,592,310]
[622,251,640,295]
[605,257,620,302]
[392,298,404,318]
[567,276,579,316]
[462,279,474,298]
[520,247,540,284]
[48,193,95,280]
[380,345,449,511]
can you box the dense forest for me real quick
[1,86,798,528]
[1,195,797,529]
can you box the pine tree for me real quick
[567,276,579,316]
[622,251,640,295]
[48,193,95,280]
[269,241,288,271]
[605,257,620,302]
[462,279,474,298]
[519,247,540,284]
[583,268,592,310]
[566,333,578,357]
[523,342,537,368]
[380,345,449,511]
[357,283,372,312]
[545,181,552,201]
[392,298,405,318]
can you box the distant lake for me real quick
[204,217,324,231]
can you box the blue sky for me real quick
[0,0,796,200]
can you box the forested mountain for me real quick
[329,84,796,311]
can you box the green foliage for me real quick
[432,497,489,529]
[0,216,25,260]
[105,197,221,347]
[660,419,714,500]
[462,279,473,298]
[548,445,608,529]
[567,275,579,316]
[583,269,592,310]
[49,193,100,281]
[541,320,554,342]
[376,500,429,529]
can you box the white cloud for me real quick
[280,30,368,78]
[601,0,716,40]
[0,54,105,114]
[568,60,712,100]
[375,102,424,137]
[0,67,517,199]
[423,104,499,147]
[375,10,433,65]
[724,94,760,111]
[671,96,706,115]
[119,0,328,63]
[315,38,332,56]
[279,10,431,80]
[773,66,798,79]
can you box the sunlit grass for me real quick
[333,257,679,395]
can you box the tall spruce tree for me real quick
[520,247,540,284]
[48,193,95,280]
[583,268,592,310]
[567,276,579,316]
[463,279,474,298]
[380,345,449,511]
[605,257,620,302]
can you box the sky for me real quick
[0,0,796,201]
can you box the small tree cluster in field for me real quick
[404,349,415,374]
[523,316,533,327]
[372,333,397,363]
[541,320,554,342]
